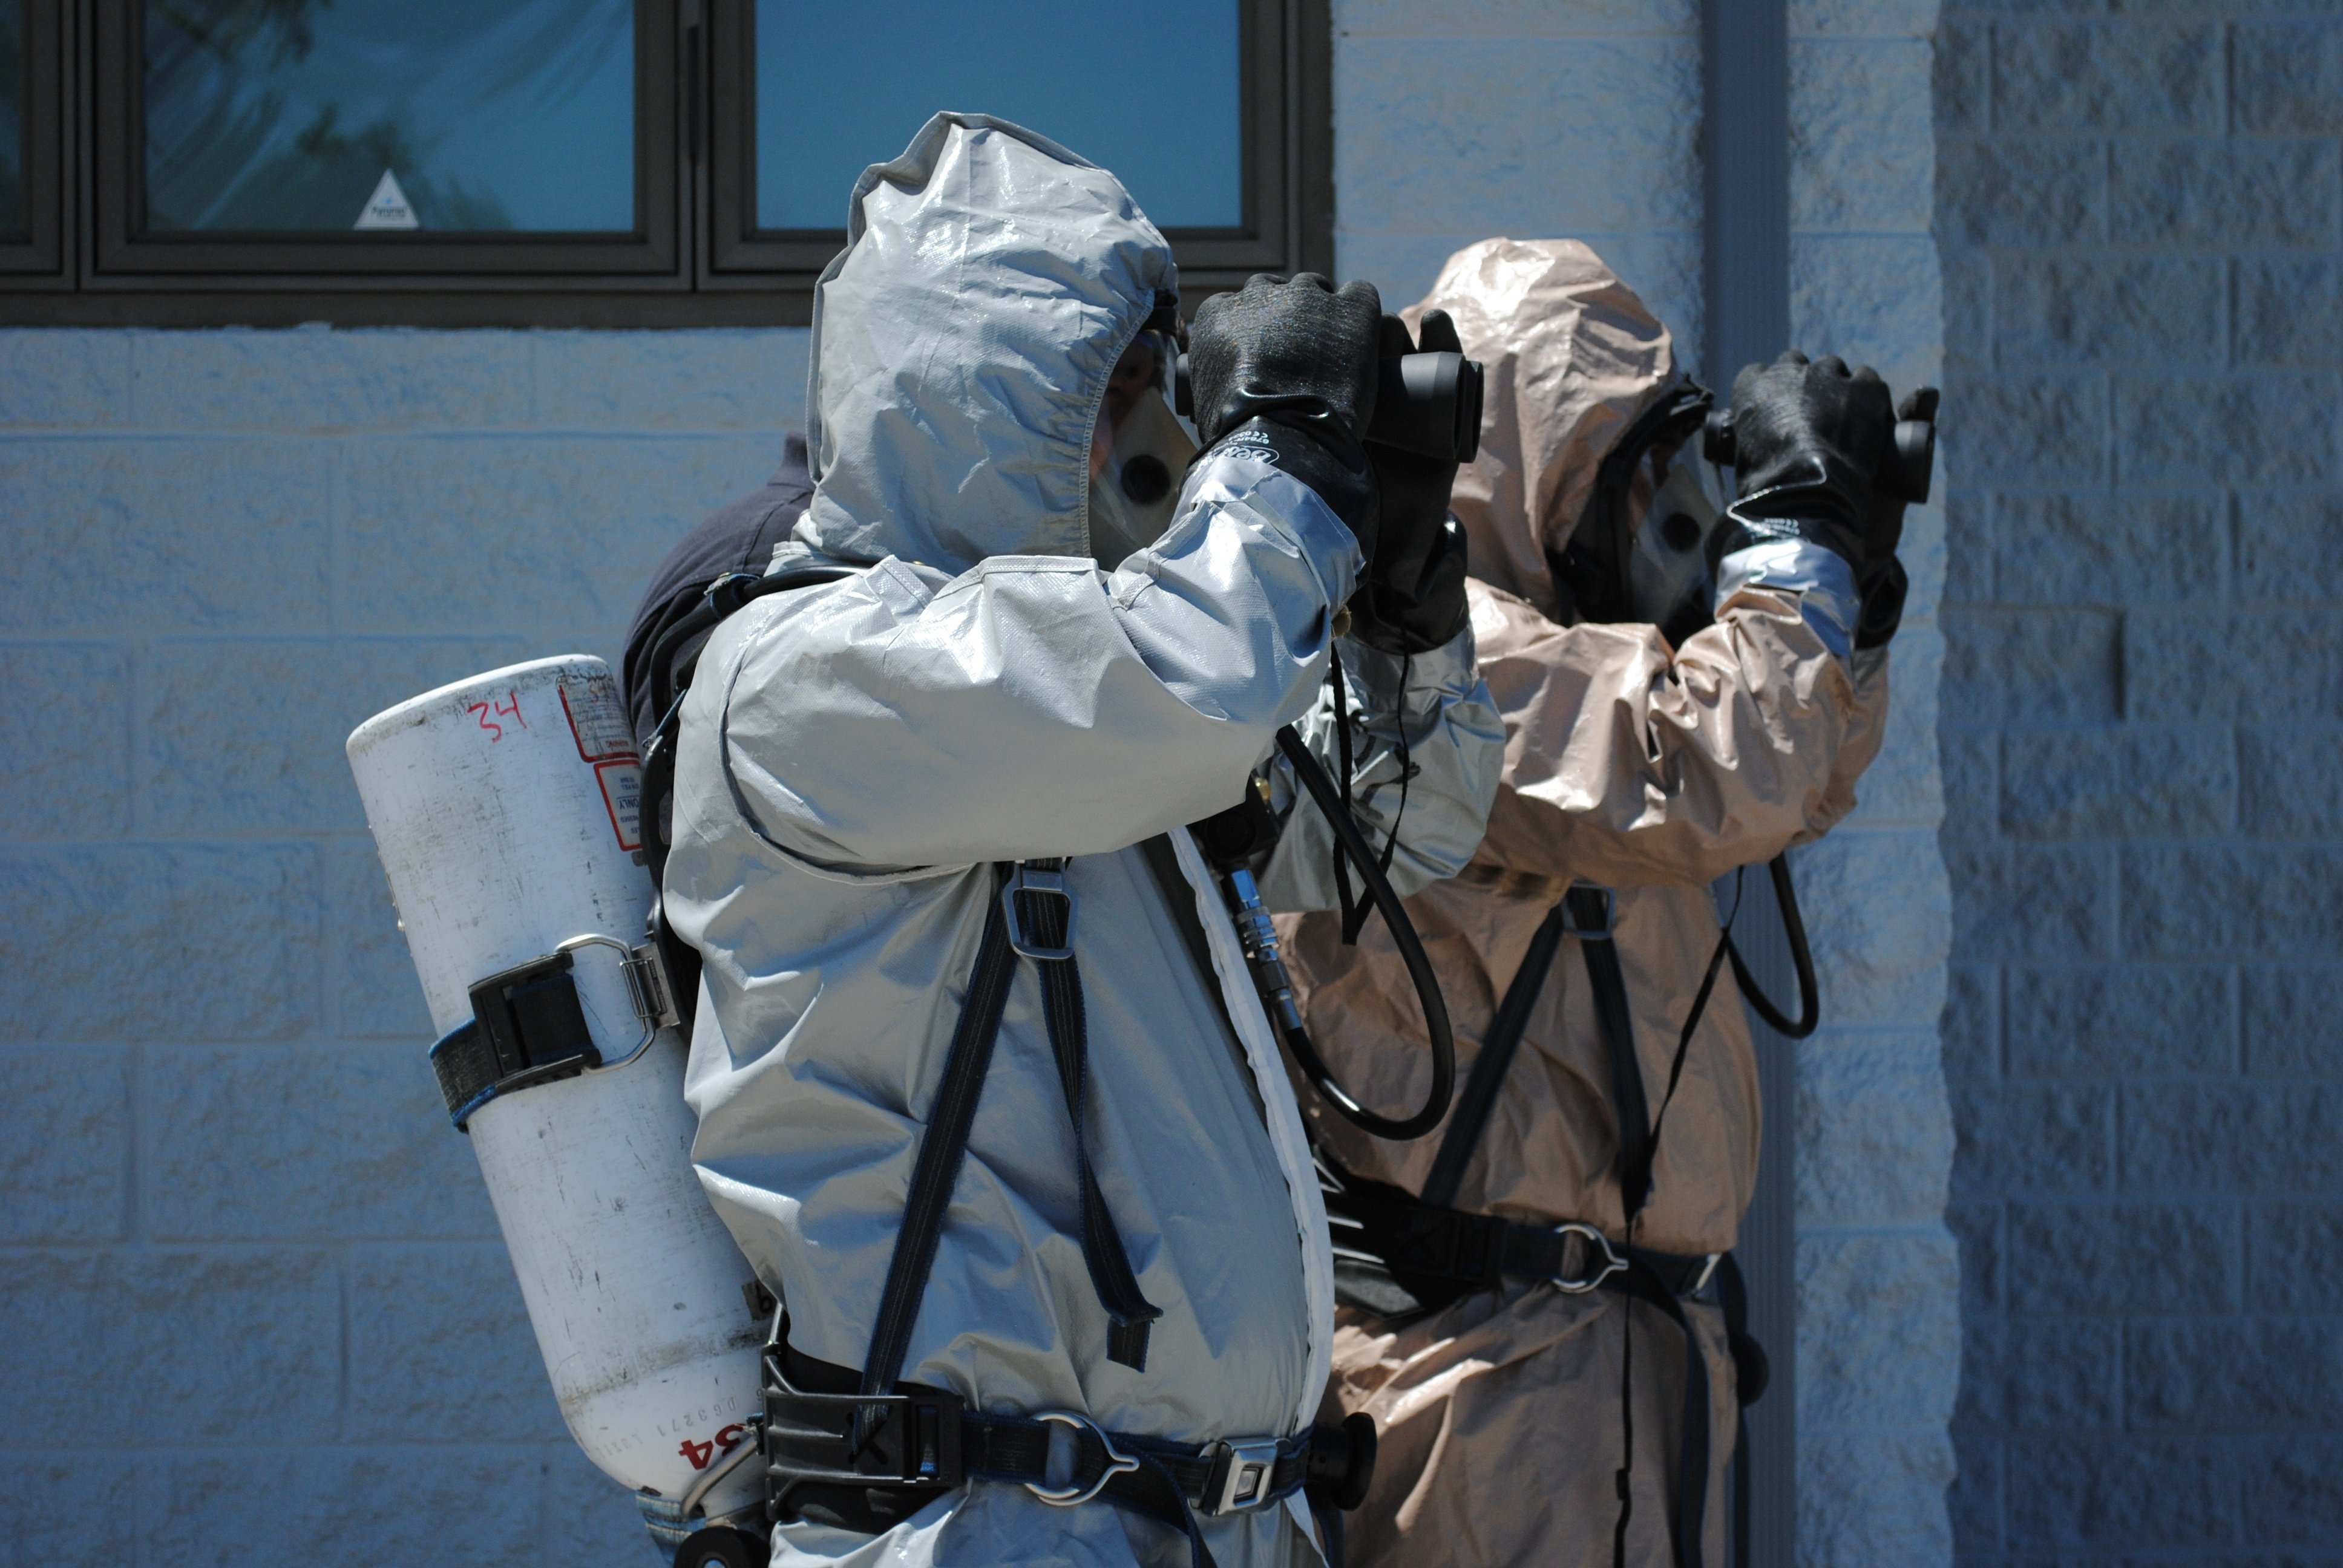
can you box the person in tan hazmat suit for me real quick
[1274,238,1913,1568]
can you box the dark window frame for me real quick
[1,0,68,281]
[3,0,1329,324]
[699,0,1326,307]
[86,0,681,283]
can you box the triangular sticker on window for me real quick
[355,169,421,231]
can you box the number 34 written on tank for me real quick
[467,690,528,742]
[678,1423,752,1471]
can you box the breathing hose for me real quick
[1723,853,1820,1039]
[1259,725,1457,1142]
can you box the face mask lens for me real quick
[1119,454,1172,505]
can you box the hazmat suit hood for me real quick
[1403,238,1677,614]
[796,112,1178,575]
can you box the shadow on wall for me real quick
[1936,4,2343,1563]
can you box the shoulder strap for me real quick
[1020,859,1162,1370]
[1418,901,1570,1210]
[859,866,1023,1403]
[860,859,1161,1414]
[1570,884,1657,1220]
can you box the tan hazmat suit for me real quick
[1277,239,1890,1568]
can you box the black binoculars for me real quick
[1174,350,1485,465]
[1702,385,1940,505]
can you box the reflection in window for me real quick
[0,0,21,234]
[143,0,635,233]
[755,0,1241,232]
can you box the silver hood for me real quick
[798,113,1177,573]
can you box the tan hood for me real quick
[1403,238,1677,612]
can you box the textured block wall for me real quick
[1935,3,2343,1561]
[1333,0,1706,363]
[0,327,806,1564]
[1789,5,1959,1566]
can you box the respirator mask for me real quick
[1090,328,1197,568]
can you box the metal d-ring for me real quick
[554,933,670,1070]
[1550,1221,1628,1294]
[1024,1411,1140,1507]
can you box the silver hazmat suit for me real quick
[662,115,1502,1568]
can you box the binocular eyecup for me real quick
[1173,351,1485,466]
[1702,385,1939,506]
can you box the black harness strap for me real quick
[1420,901,1570,1210]
[1019,858,1162,1371]
[765,1330,1362,1568]
[860,859,1161,1420]
[1568,884,1657,1219]
[1603,1258,1712,1568]
[858,866,1022,1408]
[1604,886,1740,1568]
[1716,1255,1757,1568]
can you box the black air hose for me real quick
[1723,853,1820,1039]
[1267,725,1457,1140]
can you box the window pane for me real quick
[143,0,635,234]
[755,0,1241,232]
[0,0,21,234]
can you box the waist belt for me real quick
[774,854,1372,1568]
[760,1332,1375,1565]
[1324,1169,1760,1568]
[1328,1177,1719,1300]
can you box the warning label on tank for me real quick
[562,672,637,763]
[598,760,644,852]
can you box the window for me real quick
[2,0,63,275]
[4,0,1330,324]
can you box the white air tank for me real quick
[347,656,766,1546]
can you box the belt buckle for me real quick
[1560,882,1615,940]
[1002,863,1076,961]
[1025,1411,1139,1507]
[1549,1221,1627,1294]
[1204,1439,1285,1516]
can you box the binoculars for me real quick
[1174,350,1486,465]
[1703,385,1940,505]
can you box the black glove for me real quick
[1847,385,1932,650]
[1720,351,1917,649]
[1350,309,1470,654]
[1188,272,1383,552]
[1719,350,1895,572]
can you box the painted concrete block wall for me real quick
[1787,4,1958,1566]
[0,327,809,1563]
[1935,2,2343,1561]
[1334,0,1706,367]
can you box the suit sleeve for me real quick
[688,449,1363,872]
[1253,624,1505,913]
[1469,570,1890,890]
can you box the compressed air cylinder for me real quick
[346,656,765,1538]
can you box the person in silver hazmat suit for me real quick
[660,113,1503,1568]
[1276,239,1906,1568]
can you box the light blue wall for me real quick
[0,327,807,1561]
[1938,4,2343,1563]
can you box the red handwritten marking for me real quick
[679,1437,716,1471]
[466,690,526,743]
